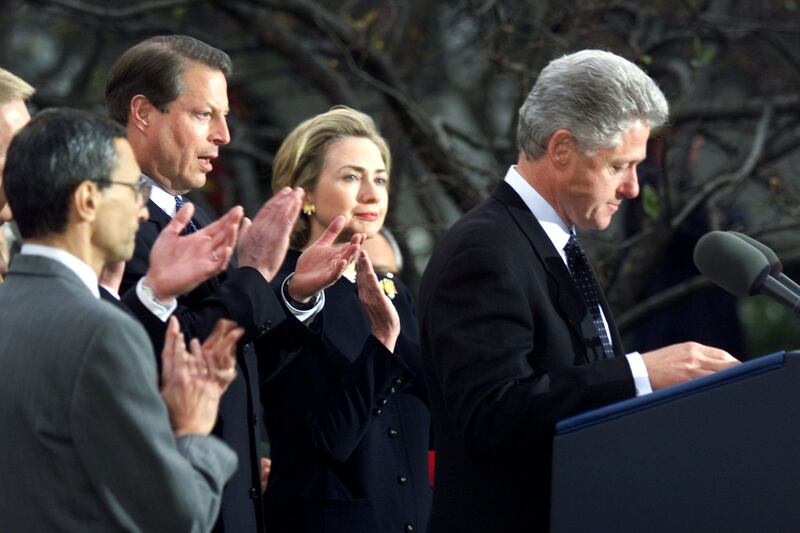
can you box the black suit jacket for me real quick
[418,181,636,533]
[99,286,131,315]
[121,199,294,533]
[261,250,432,533]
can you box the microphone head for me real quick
[693,231,771,296]
[728,231,782,275]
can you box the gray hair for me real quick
[517,50,669,159]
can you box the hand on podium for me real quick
[641,341,740,390]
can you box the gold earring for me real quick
[302,202,316,215]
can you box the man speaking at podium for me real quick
[418,50,739,533]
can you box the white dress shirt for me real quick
[503,166,652,396]
[21,244,100,299]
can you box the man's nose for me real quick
[211,116,231,145]
[620,167,640,199]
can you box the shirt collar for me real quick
[503,165,573,264]
[144,174,178,218]
[20,243,100,298]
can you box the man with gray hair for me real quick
[419,50,739,532]
[0,68,33,279]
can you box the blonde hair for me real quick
[0,68,34,105]
[272,106,391,248]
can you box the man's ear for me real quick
[72,181,99,224]
[547,129,575,170]
[130,95,155,134]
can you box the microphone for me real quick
[693,231,800,318]
[728,231,800,298]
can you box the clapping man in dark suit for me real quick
[0,108,243,531]
[106,35,360,532]
[418,50,740,533]
[0,68,240,308]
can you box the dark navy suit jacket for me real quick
[121,199,303,533]
[261,250,432,533]
[418,181,636,533]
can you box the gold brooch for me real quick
[379,273,397,300]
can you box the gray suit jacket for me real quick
[0,254,237,532]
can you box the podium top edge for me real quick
[555,351,788,435]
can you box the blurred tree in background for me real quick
[3,0,800,356]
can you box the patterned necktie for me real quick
[564,234,614,360]
[174,195,198,234]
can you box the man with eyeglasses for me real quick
[102,175,153,205]
[0,107,242,531]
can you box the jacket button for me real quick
[405,523,414,532]
[387,427,398,438]
[253,415,259,426]
[377,398,388,407]
[393,377,404,386]
[373,408,383,416]
[397,475,408,484]
[249,487,258,500]
[258,325,268,334]
[387,386,397,394]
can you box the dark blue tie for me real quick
[564,235,614,360]
[174,195,198,235]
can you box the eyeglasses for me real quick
[93,175,152,206]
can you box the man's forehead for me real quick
[177,64,229,110]
[610,121,650,160]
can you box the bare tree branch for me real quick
[672,94,798,124]
[618,247,800,333]
[255,0,490,212]
[670,103,773,230]
[223,3,357,106]
[617,274,714,333]
[44,0,204,18]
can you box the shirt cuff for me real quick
[135,277,178,322]
[281,273,325,325]
[625,351,653,396]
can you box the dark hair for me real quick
[105,34,233,125]
[4,108,126,239]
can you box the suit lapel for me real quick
[146,197,236,277]
[144,199,172,233]
[491,182,610,364]
[187,202,238,272]
[190,202,213,228]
